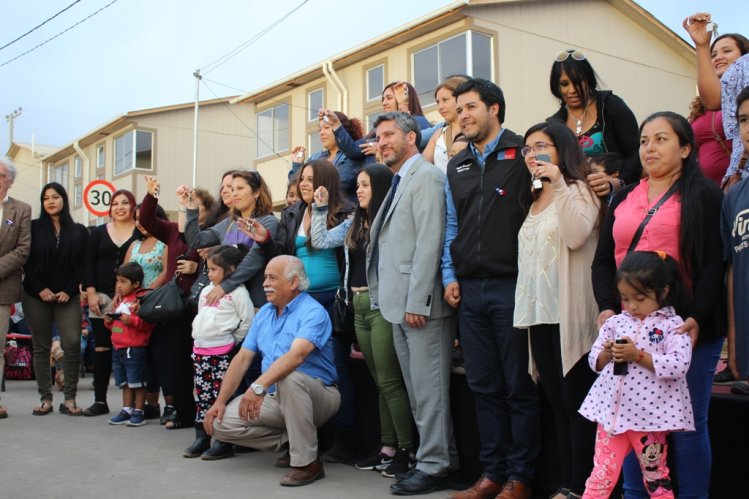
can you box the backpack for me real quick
[4,338,34,380]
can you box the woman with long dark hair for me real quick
[309,163,417,477]
[82,189,138,416]
[22,183,89,416]
[591,112,725,498]
[513,121,602,499]
[548,49,640,199]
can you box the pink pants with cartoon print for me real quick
[583,425,674,498]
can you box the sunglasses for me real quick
[555,50,586,63]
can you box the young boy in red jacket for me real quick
[104,262,154,427]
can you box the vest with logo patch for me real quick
[446,129,532,279]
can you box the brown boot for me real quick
[279,458,325,486]
[450,475,504,499]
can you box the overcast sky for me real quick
[1,0,747,154]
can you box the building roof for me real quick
[231,0,694,106]
[7,141,59,159]
[45,96,238,163]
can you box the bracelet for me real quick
[637,350,645,363]
[178,207,186,213]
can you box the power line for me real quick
[0,0,82,53]
[0,0,119,69]
[202,0,309,76]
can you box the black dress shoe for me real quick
[200,440,235,460]
[389,469,447,496]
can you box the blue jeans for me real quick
[623,337,723,499]
[112,346,148,388]
[309,289,356,431]
[458,277,540,484]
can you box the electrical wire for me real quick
[0,0,82,52]
[201,0,309,76]
[0,0,119,69]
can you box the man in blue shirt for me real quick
[204,255,340,487]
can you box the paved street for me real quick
[0,378,445,499]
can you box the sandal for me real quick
[59,401,82,416]
[165,419,184,430]
[0,405,7,419]
[32,400,54,416]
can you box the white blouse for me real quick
[514,203,560,327]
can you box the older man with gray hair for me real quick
[0,156,32,420]
[203,255,340,487]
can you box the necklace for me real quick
[568,100,591,136]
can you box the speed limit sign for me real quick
[83,179,116,217]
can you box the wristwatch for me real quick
[250,383,266,396]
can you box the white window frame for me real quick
[256,103,290,159]
[96,144,105,169]
[366,64,385,103]
[308,88,324,122]
[114,129,154,176]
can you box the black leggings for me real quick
[146,324,173,396]
[91,318,112,404]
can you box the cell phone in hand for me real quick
[106,313,122,320]
[535,153,551,164]
[613,339,628,375]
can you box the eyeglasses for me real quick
[521,142,556,157]
[555,50,586,63]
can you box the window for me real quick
[96,144,105,169]
[308,131,322,155]
[74,156,82,178]
[74,184,82,207]
[413,31,493,104]
[114,130,153,175]
[367,64,385,102]
[256,103,289,159]
[308,88,324,122]
[367,110,384,131]
[52,162,69,188]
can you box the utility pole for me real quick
[5,107,22,146]
[192,70,201,187]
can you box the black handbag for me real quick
[187,259,210,309]
[332,287,355,340]
[137,278,187,323]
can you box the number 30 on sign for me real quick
[83,179,116,217]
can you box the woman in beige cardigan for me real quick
[514,121,603,499]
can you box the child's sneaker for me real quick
[108,409,131,425]
[126,409,146,427]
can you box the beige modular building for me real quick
[6,142,60,218]
[37,97,253,225]
[234,0,698,203]
[15,0,698,219]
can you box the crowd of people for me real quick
[2,11,749,499]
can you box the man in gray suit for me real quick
[367,112,456,496]
[0,157,32,419]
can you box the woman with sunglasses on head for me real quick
[591,112,725,499]
[549,49,640,201]
[687,33,749,187]
[22,182,89,416]
[290,110,366,202]
[515,121,603,499]
[684,13,749,188]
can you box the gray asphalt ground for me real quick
[0,377,446,499]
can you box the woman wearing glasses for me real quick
[514,121,603,499]
[548,49,641,200]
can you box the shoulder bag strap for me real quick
[626,182,679,254]
[711,112,732,157]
